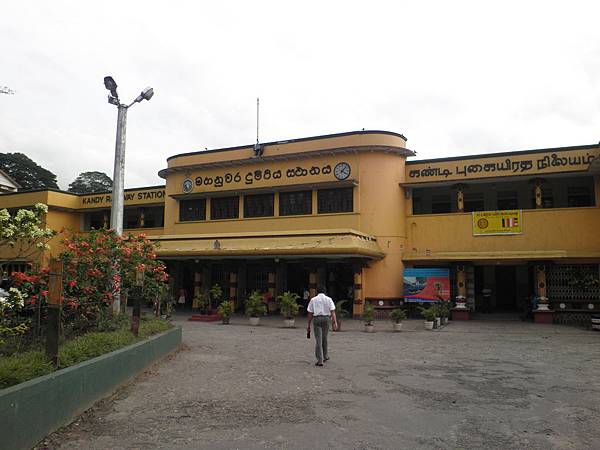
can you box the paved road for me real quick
[45,315,600,450]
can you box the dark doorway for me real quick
[495,266,517,311]
[287,264,309,313]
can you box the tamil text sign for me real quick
[473,210,522,235]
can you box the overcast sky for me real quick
[1,1,600,189]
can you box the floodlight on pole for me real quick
[103,75,154,313]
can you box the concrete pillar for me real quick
[452,264,469,320]
[352,268,364,317]
[457,187,465,213]
[192,268,202,309]
[533,264,553,323]
[308,270,317,298]
[229,271,237,309]
[534,179,543,209]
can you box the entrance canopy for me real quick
[153,229,384,259]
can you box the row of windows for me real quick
[413,179,595,215]
[179,188,353,221]
[84,206,165,231]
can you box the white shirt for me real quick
[307,293,335,316]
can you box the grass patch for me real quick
[0,316,173,389]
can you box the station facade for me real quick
[1,130,599,320]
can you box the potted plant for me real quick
[217,300,233,324]
[335,299,350,331]
[245,290,266,326]
[390,308,406,332]
[431,304,441,328]
[440,303,450,325]
[193,291,209,314]
[208,284,222,313]
[420,306,436,330]
[278,291,300,328]
[362,303,375,333]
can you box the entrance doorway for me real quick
[473,264,532,315]
[495,266,517,311]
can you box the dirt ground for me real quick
[40,314,600,450]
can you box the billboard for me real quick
[473,210,522,235]
[403,268,450,303]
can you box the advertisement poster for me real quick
[403,268,450,303]
[472,210,522,235]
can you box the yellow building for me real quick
[1,130,599,321]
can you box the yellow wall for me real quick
[405,207,600,261]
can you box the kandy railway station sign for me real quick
[80,188,165,208]
[174,156,356,194]
[406,147,600,183]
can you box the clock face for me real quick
[182,178,193,193]
[333,162,351,180]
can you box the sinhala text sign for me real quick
[472,210,522,236]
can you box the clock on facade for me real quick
[333,162,351,180]
[182,178,193,193]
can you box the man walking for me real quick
[307,285,337,366]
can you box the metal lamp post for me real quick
[104,76,154,313]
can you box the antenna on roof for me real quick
[253,97,264,157]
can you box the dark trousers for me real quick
[313,316,330,363]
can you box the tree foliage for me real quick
[68,171,113,194]
[0,204,56,276]
[0,153,58,190]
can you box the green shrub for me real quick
[419,306,436,322]
[336,299,350,319]
[0,316,172,389]
[0,351,54,389]
[278,291,299,319]
[390,308,407,323]
[217,300,233,318]
[362,303,375,325]
[245,291,266,317]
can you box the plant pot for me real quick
[592,315,600,331]
[435,317,441,328]
[424,321,434,330]
[249,317,260,326]
[221,317,230,324]
[393,322,403,332]
[364,324,375,333]
[283,318,295,328]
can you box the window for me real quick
[210,196,239,220]
[567,186,593,207]
[431,194,452,214]
[124,207,142,229]
[497,191,518,210]
[317,188,353,214]
[464,192,484,212]
[279,190,312,216]
[412,194,425,215]
[141,206,164,228]
[244,193,274,218]
[83,210,109,231]
[179,199,206,221]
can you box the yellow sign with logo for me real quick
[473,210,522,236]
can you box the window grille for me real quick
[279,190,312,216]
[179,199,206,221]
[244,193,274,218]
[317,188,353,214]
[210,196,239,220]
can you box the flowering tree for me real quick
[0,204,55,344]
[0,203,56,276]
[2,228,168,347]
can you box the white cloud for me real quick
[1,0,600,189]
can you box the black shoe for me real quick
[315,362,323,366]
[324,357,330,362]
